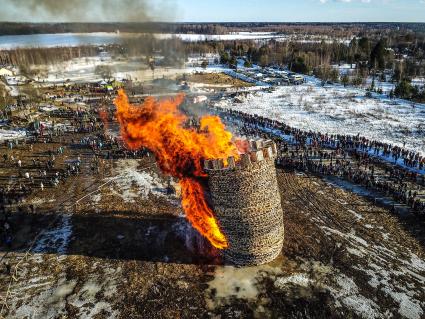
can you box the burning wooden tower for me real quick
[204,139,284,266]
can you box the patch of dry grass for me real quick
[184,72,253,87]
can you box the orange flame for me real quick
[114,89,239,249]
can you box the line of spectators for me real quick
[218,108,425,172]
[215,108,425,215]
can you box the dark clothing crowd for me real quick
[216,108,425,215]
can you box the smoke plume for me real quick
[0,0,175,23]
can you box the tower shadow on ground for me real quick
[0,209,224,266]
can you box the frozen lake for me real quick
[0,32,289,49]
[0,32,350,50]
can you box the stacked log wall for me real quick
[205,139,284,266]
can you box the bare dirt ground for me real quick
[1,142,424,318]
[0,77,424,319]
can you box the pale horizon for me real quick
[0,0,424,23]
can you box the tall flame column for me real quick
[204,139,284,266]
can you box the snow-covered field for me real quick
[214,80,425,156]
[157,32,289,42]
[31,55,241,86]
[34,56,207,84]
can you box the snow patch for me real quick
[330,274,381,319]
[107,159,168,203]
[0,128,27,141]
[32,214,72,255]
[274,273,312,288]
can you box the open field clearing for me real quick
[214,82,425,156]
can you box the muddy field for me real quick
[1,138,424,318]
[0,71,424,319]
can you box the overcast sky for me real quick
[0,0,424,23]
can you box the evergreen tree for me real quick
[370,77,375,91]
[220,51,230,65]
[244,59,252,68]
[229,54,237,69]
[370,39,387,70]
[394,80,414,99]
[291,56,308,74]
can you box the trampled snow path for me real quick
[214,81,425,156]
[0,129,27,141]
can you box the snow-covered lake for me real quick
[0,32,352,49]
[215,80,425,156]
[0,32,285,49]
[0,33,126,49]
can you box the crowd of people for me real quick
[0,101,157,250]
[220,109,425,172]
[216,107,425,215]
[2,91,424,251]
[275,148,425,214]
[0,106,105,248]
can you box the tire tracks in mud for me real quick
[278,170,350,233]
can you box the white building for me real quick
[0,67,14,77]
[185,53,220,67]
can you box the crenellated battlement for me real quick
[204,139,278,172]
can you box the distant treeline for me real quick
[0,36,185,68]
[0,22,176,36]
[176,22,425,36]
[0,46,98,67]
[1,22,425,36]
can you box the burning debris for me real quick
[114,89,239,249]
